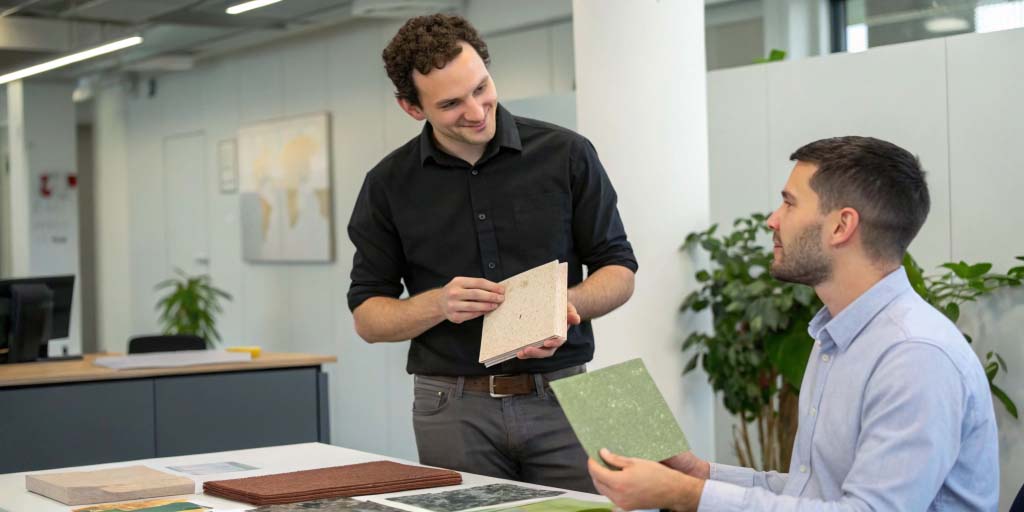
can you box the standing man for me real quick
[588,137,998,510]
[347,14,637,493]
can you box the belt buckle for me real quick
[489,375,514,398]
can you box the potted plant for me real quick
[903,253,1024,418]
[154,268,233,347]
[681,213,1022,471]
[681,213,817,471]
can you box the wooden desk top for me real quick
[0,352,337,388]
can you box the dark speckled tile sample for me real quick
[550,358,689,467]
[386,484,563,512]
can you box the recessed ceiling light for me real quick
[226,0,283,15]
[0,36,143,85]
[924,16,970,33]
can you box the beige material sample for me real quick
[25,466,195,506]
[479,260,568,367]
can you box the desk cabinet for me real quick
[0,363,331,474]
[0,379,155,472]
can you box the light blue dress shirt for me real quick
[698,267,999,511]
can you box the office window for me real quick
[833,0,1024,52]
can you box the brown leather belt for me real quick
[463,374,536,396]
[419,365,585,398]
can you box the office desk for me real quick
[0,353,336,474]
[0,442,607,511]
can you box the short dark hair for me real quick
[790,136,930,263]
[382,14,490,107]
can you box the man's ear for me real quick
[830,207,860,247]
[397,98,426,121]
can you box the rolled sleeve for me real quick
[710,463,757,487]
[346,171,406,312]
[569,137,637,274]
[710,462,788,493]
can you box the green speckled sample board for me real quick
[479,498,613,512]
[550,358,689,467]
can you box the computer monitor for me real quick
[0,275,74,363]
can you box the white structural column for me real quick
[5,79,81,354]
[573,1,715,459]
[91,86,133,353]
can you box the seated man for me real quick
[589,136,999,511]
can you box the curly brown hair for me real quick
[383,13,490,107]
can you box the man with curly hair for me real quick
[346,14,637,492]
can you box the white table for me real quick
[0,442,606,511]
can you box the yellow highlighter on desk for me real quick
[226,346,261,358]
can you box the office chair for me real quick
[1011,481,1024,512]
[128,334,206,354]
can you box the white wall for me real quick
[92,2,575,461]
[574,0,716,460]
[5,80,82,355]
[707,27,1024,510]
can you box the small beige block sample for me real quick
[25,465,195,506]
[479,260,568,367]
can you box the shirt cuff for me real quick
[698,479,748,512]
[709,462,757,487]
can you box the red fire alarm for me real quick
[39,174,52,197]
[67,174,78,188]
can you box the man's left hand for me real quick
[588,448,704,512]
[516,302,580,359]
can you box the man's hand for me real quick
[517,302,581,359]
[662,451,712,479]
[439,277,505,324]
[588,449,704,512]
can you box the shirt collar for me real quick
[807,266,912,352]
[418,103,522,166]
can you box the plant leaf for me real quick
[991,384,1019,419]
[684,353,699,374]
[943,303,960,323]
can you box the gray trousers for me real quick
[411,366,596,494]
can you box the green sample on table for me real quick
[550,358,689,467]
[479,498,613,512]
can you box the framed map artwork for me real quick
[239,112,333,262]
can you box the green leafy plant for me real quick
[155,269,232,346]
[681,213,1024,471]
[903,254,1024,418]
[681,213,818,471]
[754,48,787,64]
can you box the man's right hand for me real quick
[662,451,712,480]
[438,277,505,324]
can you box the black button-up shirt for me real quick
[347,104,637,376]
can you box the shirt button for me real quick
[799,464,808,473]
[809,407,817,417]
[471,169,479,176]
[488,262,496,269]
[477,213,487,221]
[822,354,831,362]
